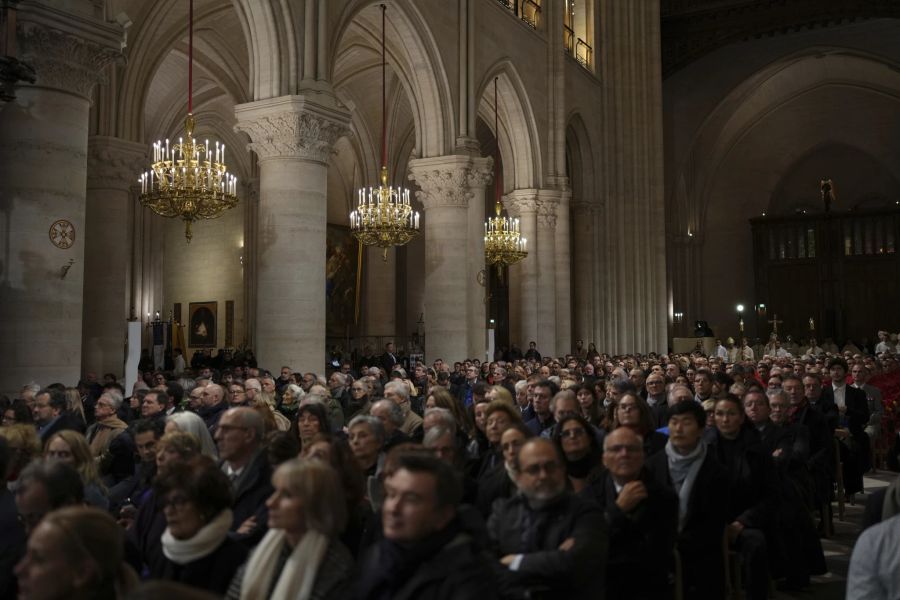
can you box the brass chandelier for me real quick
[138,0,238,242]
[484,77,527,270]
[350,4,419,260]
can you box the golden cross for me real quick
[768,314,783,335]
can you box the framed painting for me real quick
[189,301,217,348]
[326,225,360,338]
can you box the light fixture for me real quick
[484,77,527,272]
[736,304,744,313]
[137,0,238,242]
[350,4,419,260]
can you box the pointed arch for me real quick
[475,60,542,190]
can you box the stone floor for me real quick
[775,470,898,600]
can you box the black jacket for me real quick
[704,426,777,530]
[821,384,870,435]
[225,450,274,545]
[646,447,730,600]
[151,535,248,595]
[487,491,607,600]
[476,464,517,519]
[355,517,499,600]
[580,469,678,600]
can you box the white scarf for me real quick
[161,508,233,565]
[240,528,330,600]
[664,440,706,532]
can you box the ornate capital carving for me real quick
[87,137,147,190]
[234,95,350,163]
[18,19,122,100]
[408,155,493,211]
[503,190,539,217]
[536,197,559,229]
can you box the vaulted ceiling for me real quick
[661,0,900,77]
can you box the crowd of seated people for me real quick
[1,333,898,599]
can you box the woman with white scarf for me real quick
[227,458,354,600]
[150,455,248,594]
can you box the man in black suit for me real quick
[822,357,871,496]
[455,364,482,408]
[803,372,839,432]
[380,341,399,374]
[214,407,273,545]
[783,375,834,510]
[523,341,541,362]
[647,400,730,600]
[33,388,84,444]
[644,372,669,428]
[582,427,678,600]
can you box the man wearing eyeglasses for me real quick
[580,427,678,600]
[487,438,606,600]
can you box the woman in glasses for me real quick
[152,455,248,594]
[552,414,602,493]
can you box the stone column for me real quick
[234,95,349,374]
[505,190,539,351]
[466,158,493,360]
[551,189,572,356]
[599,0,667,353]
[0,4,121,394]
[408,155,491,363]
[571,200,594,345]
[82,137,146,377]
[363,246,396,338]
[536,196,558,356]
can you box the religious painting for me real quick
[326,225,360,338]
[188,301,217,348]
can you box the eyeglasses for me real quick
[161,495,192,510]
[520,460,560,476]
[560,428,586,439]
[605,444,642,455]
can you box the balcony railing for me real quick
[494,0,542,30]
[563,25,592,69]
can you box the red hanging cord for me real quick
[188,0,194,114]
[380,4,387,172]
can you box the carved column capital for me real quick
[87,136,147,190]
[503,189,539,217]
[234,95,350,163]
[17,3,123,100]
[536,194,559,229]
[407,155,494,211]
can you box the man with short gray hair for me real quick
[214,407,272,540]
[385,380,423,439]
[371,399,409,451]
[85,391,134,484]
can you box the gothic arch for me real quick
[332,0,454,159]
[565,112,596,205]
[475,61,542,191]
[671,47,900,236]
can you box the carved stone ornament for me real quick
[18,22,122,100]
[235,110,349,163]
[408,157,493,211]
[49,219,75,249]
[87,138,147,190]
[536,197,559,229]
[504,193,539,217]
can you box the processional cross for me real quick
[768,314,783,335]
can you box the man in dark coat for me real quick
[214,407,273,545]
[487,438,607,600]
[647,400,730,600]
[783,375,834,508]
[355,453,498,600]
[379,341,399,374]
[32,388,84,444]
[582,427,678,600]
[822,357,871,495]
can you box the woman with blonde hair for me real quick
[485,385,514,407]
[227,459,354,600]
[45,430,107,508]
[0,424,41,488]
[64,387,86,426]
[155,432,202,477]
[15,505,137,599]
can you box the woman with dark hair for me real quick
[2,398,33,426]
[574,383,604,426]
[227,459,354,600]
[151,455,248,594]
[290,402,330,453]
[553,414,602,492]
[15,506,137,599]
[425,386,474,440]
[612,393,668,457]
